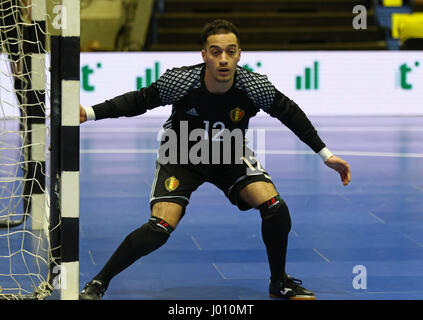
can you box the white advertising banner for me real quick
[1,51,422,118]
[0,55,21,118]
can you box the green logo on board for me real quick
[296,61,319,90]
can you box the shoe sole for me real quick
[269,293,316,300]
[79,295,101,300]
[289,295,316,300]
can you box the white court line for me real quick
[290,228,299,237]
[212,263,227,280]
[312,248,330,263]
[402,234,423,249]
[80,148,423,158]
[191,235,202,251]
[88,250,96,266]
[81,148,157,154]
[81,127,162,133]
[368,211,386,224]
[258,150,423,158]
[256,126,423,132]
[81,126,423,133]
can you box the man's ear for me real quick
[201,49,206,62]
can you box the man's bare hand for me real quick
[80,105,87,123]
[324,155,351,186]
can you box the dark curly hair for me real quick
[200,19,240,47]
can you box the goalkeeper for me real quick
[79,19,351,300]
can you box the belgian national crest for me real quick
[164,176,179,192]
[229,107,245,123]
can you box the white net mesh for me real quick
[0,0,55,299]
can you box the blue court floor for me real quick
[79,115,423,300]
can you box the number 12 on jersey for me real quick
[203,120,225,141]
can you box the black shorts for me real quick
[150,155,274,212]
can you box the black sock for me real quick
[94,217,173,286]
[259,196,292,284]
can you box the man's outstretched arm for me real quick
[265,90,351,186]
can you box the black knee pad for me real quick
[125,216,174,258]
[148,216,175,234]
[259,195,292,233]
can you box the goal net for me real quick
[0,0,80,300]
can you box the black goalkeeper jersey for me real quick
[91,63,326,162]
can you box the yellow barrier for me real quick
[392,13,423,41]
[383,0,403,6]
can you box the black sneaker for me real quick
[79,280,107,300]
[269,274,315,300]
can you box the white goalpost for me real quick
[0,0,80,300]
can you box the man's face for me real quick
[202,32,241,85]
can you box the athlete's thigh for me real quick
[150,161,206,228]
[212,151,276,211]
[238,181,278,209]
[150,161,205,206]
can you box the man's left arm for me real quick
[265,90,351,186]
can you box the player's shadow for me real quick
[108,285,269,300]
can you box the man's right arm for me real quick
[80,85,162,122]
[80,65,202,123]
